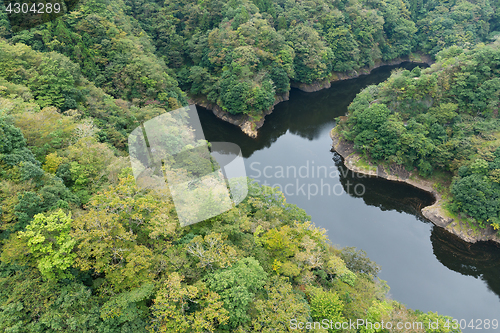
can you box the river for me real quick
[197,63,500,332]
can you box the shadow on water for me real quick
[198,62,427,158]
[332,153,435,221]
[431,227,500,297]
[333,150,500,300]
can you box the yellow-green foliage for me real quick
[18,209,76,280]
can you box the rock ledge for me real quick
[189,93,289,138]
[331,129,500,245]
[192,54,432,137]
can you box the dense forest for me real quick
[0,57,460,330]
[2,0,499,117]
[336,40,500,237]
[0,0,496,330]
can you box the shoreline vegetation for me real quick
[192,53,433,138]
[331,127,500,246]
[189,92,289,138]
[331,40,500,248]
[1,0,499,328]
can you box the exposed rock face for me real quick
[192,54,432,137]
[291,78,331,92]
[331,129,500,245]
[292,54,433,93]
[189,92,289,138]
[442,220,500,243]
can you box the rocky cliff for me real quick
[291,53,433,93]
[330,128,500,245]
[189,92,289,138]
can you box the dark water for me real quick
[197,63,500,331]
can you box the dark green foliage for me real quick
[415,0,494,55]
[0,42,82,111]
[285,24,335,84]
[343,44,500,174]
[269,65,290,94]
[172,145,215,178]
[0,117,79,234]
[340,247,381,277]
[0,117,44,184]
[112,0,498,116]
[205,257,267,328]
[340,41,500,231]
[452,173,500,222]
[0,267,150,332]
[2,0,497,118]
[13,178,79,232]
[0,117,26,154]
[14,191,43,228]
[0,40,180,150]
[451,157,500,226]
[0,0,486,330]
[7,1,186,108]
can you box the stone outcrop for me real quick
[291,78,332,92]
[330,129,500,245]
[189,92,289,138]
[291,53,433,93]
[192,54,432,137]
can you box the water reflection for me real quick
[431,227,500,297]
[333,148,500,302]
[332,144,500,300]
[333,153,435,220]
[199,62,427,158]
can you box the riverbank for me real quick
[188,92,289,138]
[330,127,500,246]
[291,53,433,92]
[192,53,432,138]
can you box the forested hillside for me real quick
[336,39,500,238]
[0,0,492,330]
[0,54,459,329]
[2,0,499,118]
[124,0,498,115]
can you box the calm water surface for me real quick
[197,63,500,331]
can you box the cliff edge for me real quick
[192,54,432,138]
[331,128,500,245]
[189,92,289,138]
